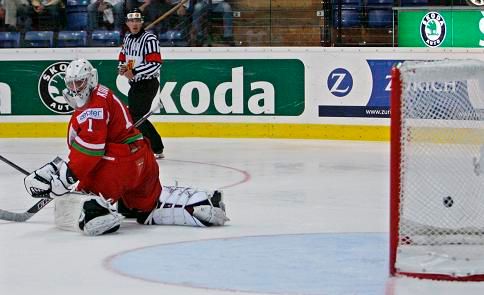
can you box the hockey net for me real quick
[390,59,484,280]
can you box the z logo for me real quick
[327,68,353,97]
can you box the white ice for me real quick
[1,138,484,295]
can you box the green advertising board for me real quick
[0,59,304,116]
[398,9,484,48]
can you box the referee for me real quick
[118,8,164,159]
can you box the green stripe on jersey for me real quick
[123,133,143,144]
[72,141,105,157]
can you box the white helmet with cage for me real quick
[63,59,98,109]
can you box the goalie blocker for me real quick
[54,185,229,236]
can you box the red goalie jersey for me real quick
[66,84,161,212]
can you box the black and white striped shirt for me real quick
[118,30,163,83]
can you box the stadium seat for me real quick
[66,0,89,30]
[159,30,189,47]
[332,0,362,28]
[333,9,361,28]
[0,32,20,48]
[367,0,393,4]
[57,31,87,47]
[366,0,393,28]
[24,31,54,48]
[66,0,89,5]
[338,0,362,5]
[368,9,393,28]
[400,0,429,6]
[90,30,121,47]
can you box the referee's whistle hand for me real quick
[123,70,134,80]
[118,65,127,75]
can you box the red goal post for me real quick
[390,59,484,281]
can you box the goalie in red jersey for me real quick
[23,59,228,236]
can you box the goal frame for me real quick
[389,61,484,281]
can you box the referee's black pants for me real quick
[127,78,164,154]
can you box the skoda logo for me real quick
[38,61,73,114]
[465,0,484,7]
[327,68,353,97]
[420,12,446,47]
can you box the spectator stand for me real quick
[159,29,188,47]
[90,29,121,47]
[24,30,54,47]
[153,0,193,47]
[57,30,87,47]
[229,0,323,47]
[66,0,89,31]
[0,32,21,48]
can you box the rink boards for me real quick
[0,47,482,140]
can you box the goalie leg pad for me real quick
[79,196,123,236]
[55,194,123,236]
[193,206,229,226]
[138,186,229,226]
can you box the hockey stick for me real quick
[0,101,163,222]
[145,0,190,31]
[0,155,49,222]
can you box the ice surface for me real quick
[1,138,483,295]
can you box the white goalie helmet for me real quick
[63,59,98,109]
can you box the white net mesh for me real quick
[395,59,484,278]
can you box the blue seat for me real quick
[367,0,393,5]
[24,31,54,48]
[90,30,121,47]
[57,31,87,47]
[335,0,362,6]
[66,0,89,5]
[66,0,88,30]
[401,0,429,6]
[333,9,361,28]
[368,9,393,28]
[0,32,20,48]
[159,30,189,47]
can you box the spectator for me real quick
[0,2,6,29]
[31,0,65,31]
[129,0,191,35]
[87,0,124,31]
[160,0,191,34]
[192,0,233,45]
[125,0,143,11]
[4,0,32,31]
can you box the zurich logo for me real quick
[327,68,353,97]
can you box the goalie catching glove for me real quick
[24,157,78,198]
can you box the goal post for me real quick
[390,59,484,280]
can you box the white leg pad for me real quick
[54,194,90,233]
[142,185,228,226]
[150,207,206,227]
[82,212,122,236]
[193,206,229,226]
[54,193,123,235]
[160,185,215,206]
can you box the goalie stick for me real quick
[0,98,164,222]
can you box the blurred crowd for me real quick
[0,0,475,48]
[0,0,234,46]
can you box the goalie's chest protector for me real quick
[67,85,138,155]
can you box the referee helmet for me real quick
[126,8,144,22]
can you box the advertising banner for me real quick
[0,47,482,140]
[0,59,304,117]
[398,9,484,48]
[318,59,401,118]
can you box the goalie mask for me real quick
[63,59,98,109]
